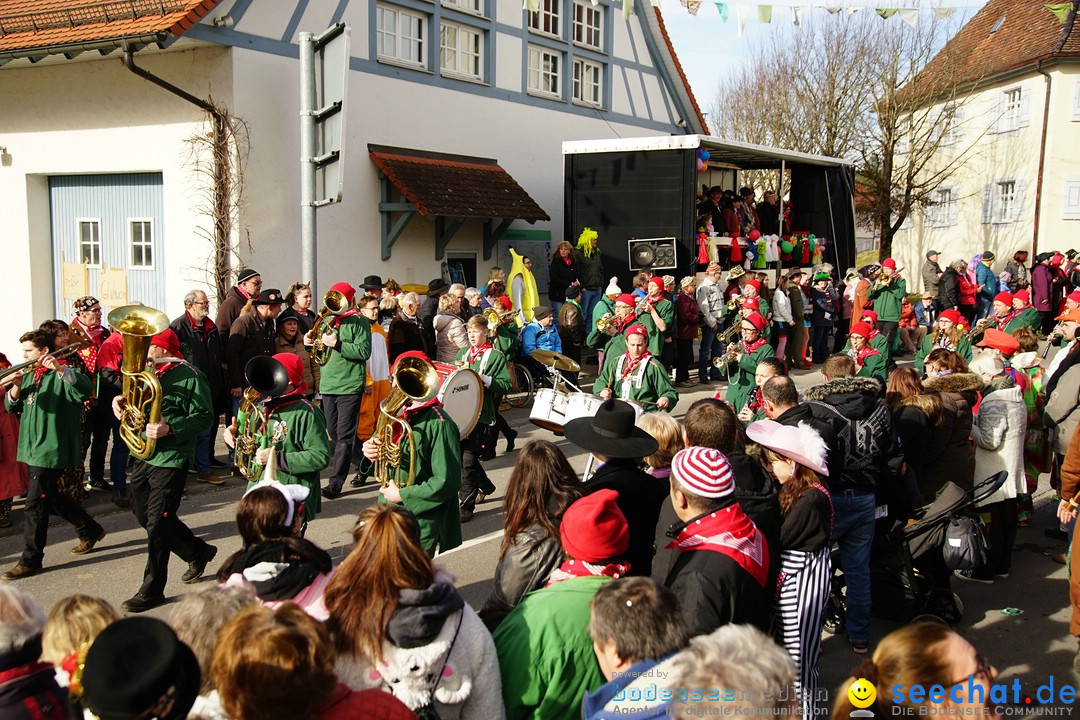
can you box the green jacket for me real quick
[6,366,91,469]
[866,277,907,322]
[455,347,511,426]
[1008,308,1040,333]
[914,334,973,374]
[595,333,629,387]
[493,323,519,359]
[318,314,372,395]
[587,297,617,350]
[642,299,675,356]
[725,342,776,412]
[843,333,889,361]
[855,350,888,382]
[248,397,331,521]
[494,575,609,720]
[143,363,214,469]
[595,356,677,412]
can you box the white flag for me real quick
[736,4,749,35]
[897,8,919,27]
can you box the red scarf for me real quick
[868,328,880,340]
[852,346,880,369]
[187,311,214,339]
[329,309,359,329]
[666,504,770,588]
[72,317,104,344]
[747,386,764,415]
[742,336,768,354]
[32,356,67,384]
[997,309,1020,328]
[468,342,492,366]
[620,350,651,381]
[546,558,631,586]
[613,313,637,333]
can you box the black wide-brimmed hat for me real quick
[360,274,384,291]
[564,399,659,459]
[427,278,449,295]
[82,617,200,720]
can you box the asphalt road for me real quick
[2,356,1077,713]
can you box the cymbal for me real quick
[530,349,581,373]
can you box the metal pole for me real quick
[299,32,317,296]
[778,159,786,276]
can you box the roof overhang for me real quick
[561,135,854,169]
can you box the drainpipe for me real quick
[122,45,232,302]
[1032,59,1053,258]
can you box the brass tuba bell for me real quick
[234,355,291,483]
[374,354,441,488]
[309,289,349,366]
[108,305,170,460]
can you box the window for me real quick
[572,0,602,49]
[528,0,561,38]
[528,45,561,98]
[925,188,957,227]
[442,0,482,14]
[376,4,426,67]
[996,180,1017,222]
[1072,79,1080,121]
[441,23,483,80]
[995,86,1029,133]
[937,104,962,146]
[1064,175,1080,219]
[78,220,101,267]
[130,219,153,268]
[572,58,602,105]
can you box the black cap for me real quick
[236,268,260,283]
[926,250,941,258]
[427,278,449,295]
[533,306,553,320]
[982,251,995,261]
[565,285,582,300]
[254,289,283,305]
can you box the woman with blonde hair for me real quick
[325,504,505,718]
[636,412,684,481]
[42,594,118,704]
[548,241,580,317]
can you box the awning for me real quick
[369,144,550,261]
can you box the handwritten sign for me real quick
[98,267,128,307]
[61,260,87,301]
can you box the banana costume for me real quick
[507,247,539,327]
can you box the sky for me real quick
[657,0,990,129]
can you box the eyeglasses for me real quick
[952,655,995,685]
[192,301,210,307]
[360,306,378,313]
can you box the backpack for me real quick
[808,399,896,489]
[943,511,990,571]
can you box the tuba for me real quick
[234,356,291,483]
[108,305,170,460]
[374,354,440,488]
[309,289,349,366]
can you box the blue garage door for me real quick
[49,173,165,318]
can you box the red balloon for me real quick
[748,229,761,241]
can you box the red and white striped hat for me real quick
[671,446,735,499]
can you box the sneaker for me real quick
[85,477,112,492]
[181,545,218,584]
[70,530,107,556]
[823,611,844,635]
[196,473,225,486]
[111,489,131,509]
[852,642,869,655]
[954,568,994,584]
[121,593,165,614]
[1,564,39,580]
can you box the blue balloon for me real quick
[700,150,711,161]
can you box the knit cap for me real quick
[671,447,735,499]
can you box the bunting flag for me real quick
[933,7,956,19]
[736,3,749,35]
[876,8,897,19]
[623,0,635,19]
[715,1,729,20]
[1047,2,1072,22]
[758,4,772,22]
[522,0,540,11]
[897,7,918,26]
[681,0,703,15]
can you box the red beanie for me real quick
[860,310,879,325]
[1067,290,1080,304]
[615,294,636,307]
[273,352,307,394]
[743,312,767,332]
[882,258,897,271]
[850,322,872,339]
[993,292,1013,306]
[976,328,1020,357]
[497,295,513,311]
[741,297,760,311]
[940,309,963,326]
[744,279,761,294]
[649,276,665,292]
[149,329,181,357]
[560,489,630,563]
[1014,289,1030,303]
[329,281,356,305]
[624,324,648,339]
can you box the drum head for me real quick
[529,388,568,434]
[436,368,482,438]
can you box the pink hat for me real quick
[745,419,829,476]
[881,258,897,271]
[743,312,767,332]
[976,328,1020,357]
[993,291,1014,306]
[849,322,872,339]
[560,489,630,563]
[671,447,735,498]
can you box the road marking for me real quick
[437,529,502,556]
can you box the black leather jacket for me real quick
[478,524,563,632]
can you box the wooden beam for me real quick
[435,216,466,261]
[379,173,416,261]
[483,218,514,261]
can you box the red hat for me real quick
[615,294,636,307]
[993,292,1014,306]
[272,352,307,394]
[1068,290,1080,304]
[671,447,735,499]
[560,489,630,563]
[743,312,767,332]
[1057,308,1080,323]
[744,279,762,294]
[496,295,513,311]
[149,329,181,357]
[624,323,648,339]
[881,258,897,270]
[1014,289,1030,303]
[849,322,872,339]
[976,328,1020,357]
[329,281,356,305]
[860,310,878,325]
[940,309,963,326]
[649,276,665,292]
[741,297,760,311]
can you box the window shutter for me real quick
[982,184,993,224]
[1019,88,1032,128]
[947,194,959,226]
[1014,179,1027,222]
[990,95,1001,134]
[1065,175,1080,219]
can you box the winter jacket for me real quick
[575,249,604,289]
[337,580,505,720]
[1032,263,1054,312]
[226,310,275,389]
[866,277,907,322]
[143,363,214,470]
[675,291,700,340]
[1044,351,1080,455]
[937,268,961,310]
[921,260,942,295]
[318,684,416,720]
[788,283,806,323]
[771,287,794,324]
[804,377,904,494]
[520,322,562,357]
[5,366,90,469]
[170,312,227,411]
[317,314,372,396]
[894,391,975,499]
[1005,260,1029,292]
[810,288,834,327]
[479,523,563,632]
[581,655,680,720]
[557,301,585,349]
[493,575,609,720]
[215,285,251,345]
[972,379,1027,505]
[418,294,440,357]
[958,272,977,307]
[388,310,427,362]
[774,403,839,477]
[913,300,938,328]
[547,255,579,303]
[585,459,669,578]
[976,262,997,303]
[1059,416,1080,504]
[696,277,725,329]
[0,662,72,720]
[433,312,468,364]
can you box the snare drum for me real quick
[624,400,645,420]
[530,387,569,433]
[431,362,483,438]
[563,392,604,424]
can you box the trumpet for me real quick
[716,322,742,344]
[596,312,615,332]
[635,297,653,316]
[712,342,740,374]
[725,297,743,312]
[308,289,350,366]
[482,308,514,333]
[0,343,88,387]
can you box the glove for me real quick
[481,374,492,388]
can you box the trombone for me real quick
[0,343,88,387]
[482,308,514,334]
[308,289,349,365]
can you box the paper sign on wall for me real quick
[98,267,128,307]
[61,257,88,301]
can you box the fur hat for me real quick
[244,478,310,529]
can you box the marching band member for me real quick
[456,315,512,522]
[590,294,637,382]
[352,294,391,487]
[595,323,677,412]
[847,323,887,382]
[111,329,217,613]
[637,276,675,358]
[361,351,464,557]
[313,282,372,500]
[1009,290,1041,332]
[224,353,331,522]
[732,357,786,424]
[866,258,906,352]
[588,277,622,367]
[2,329,106,580]
[489,295,519,454]
[914,309,973,375]
[972,291,1042,343]
[855,311,890,359]
[743,278,771,321]
[723,312,776,414]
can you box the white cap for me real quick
[605,277,622,296]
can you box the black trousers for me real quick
[985,498,1019,575]
[129,461,210,597]
[675,338,694,382]
[21,466,103,569]
[459,426,496,513]
[322,392,362,491]
[84,398,128,487]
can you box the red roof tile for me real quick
[0,0,221,55]
[915,0,1080,93]
[369,146,550,222]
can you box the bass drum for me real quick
[431,362,483,439]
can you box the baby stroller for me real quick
[826,471,1009,630]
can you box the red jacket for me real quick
[958,272,976,307]
[675,290,701,340]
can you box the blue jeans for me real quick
[194,429,212,474]
[550,300,564,319]
[976,295,994,321]
[581,288,602,330]
[831,489,876,645]
[698,324,723,380]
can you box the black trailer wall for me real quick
[788,164,858,276]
